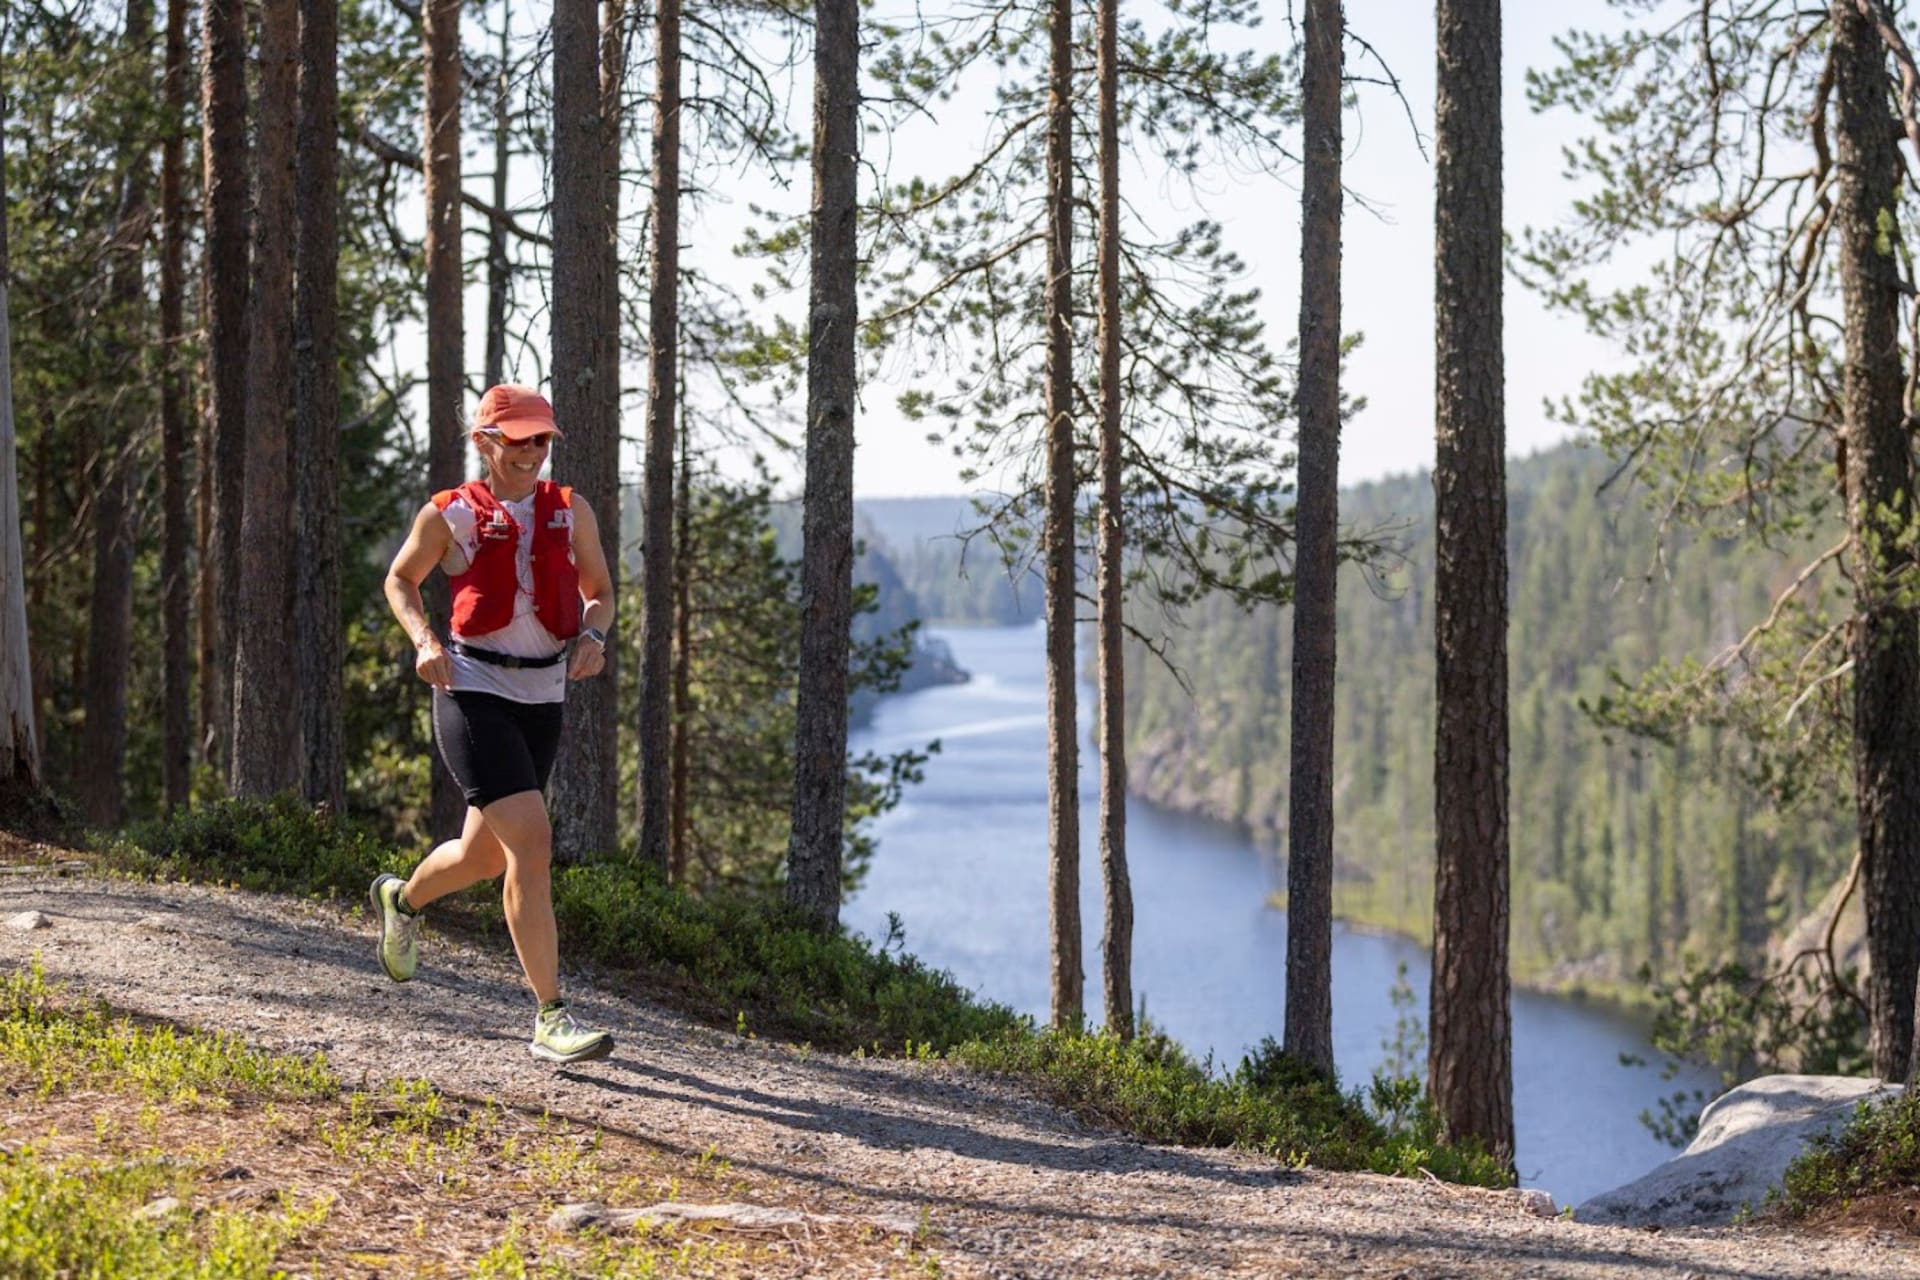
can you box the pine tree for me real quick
[1283,0,1343,1078]
[201,0,248,775]
[78,0,154,828]
[230,0,300,796]
[637,0,682,872]
[548,0,617,860]
[158,0,191,809]
[296,0,345,812]
[1093,0,1132,1040]
[786,0,862,927]
[1429,0,1513,1165]
[422,0,466,839]
[0,56,37,797]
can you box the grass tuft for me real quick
[0,959,338,1102]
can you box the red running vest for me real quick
[430,480,582,641]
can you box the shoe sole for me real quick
[369,877,415,984]
[529,1036,615,1065]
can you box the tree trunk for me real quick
[1043,0,1082,1027]
[637,0,680,872]
[201,0,249,777]
[1832,0,1920,1084]
[547,0,617,861]
[485,0,511,389]
[0,64,39,795]
[1283,0,1343,1079]
[784,0,860,927]
[1430,0,1513,1165]
[78,437,133,827]
[598,0,627,846]
[196,358,215,772]
[424,0,467,840]
[160,0,192,809]
[1094,0,1131,1040]
[296,0,344,813]
[670,419,691,883]
[229,0,301,795]
[83,0,153,827]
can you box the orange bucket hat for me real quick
[474,384,563,441]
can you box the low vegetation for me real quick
[82,797,1509,1198]
[0,963,930,1277]
[1774,1091,1920,1230]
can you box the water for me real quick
[845,622,1718,1206]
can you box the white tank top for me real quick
[437,491,568,704]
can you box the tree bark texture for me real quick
[583,0,624,847]
[1832,0,1920,1083]
[1043,0,1082,1028]
[670,420,691,882]
[637,0,680,872]
[160,0,192,809]
[784,0,860,927]
[547,0,618,860]
[1429,0,1513,1165]
[424,0,467,840]
[485,1,511,388]
[196,363,216,772]
[201,0,249,776]
[0,69,39,793]
[81,0,152,828]
[1094,0,1132,1040]
[1283,0,1343,1080]
[230,0,301,795]
[296,0,345,813]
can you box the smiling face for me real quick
[473,428,551,496]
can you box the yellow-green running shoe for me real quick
[369,874,419,982]
[531,1001,613,1064]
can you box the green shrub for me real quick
[953,1027,1509,1186]
[1777,1091,1920,1217]
[97,799,1508,1187]
[96,795,399,899]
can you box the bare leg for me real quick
[401,806,507,910]
[474,789,560,1005]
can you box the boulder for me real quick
[1576,1074,1901,1227]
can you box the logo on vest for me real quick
[546,510,573,530]
[481,514,514,542]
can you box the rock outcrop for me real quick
[1576,1073,1901,1227]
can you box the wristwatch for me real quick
[581,626,607,649]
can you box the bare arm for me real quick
[566,495,615,681]
[385,501,455,692]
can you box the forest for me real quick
[1120,441,1857,990]
[6,0,1920,1191]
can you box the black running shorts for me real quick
[432,689,565,810]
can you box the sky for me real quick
[832,0,1635,497]
[445,0,1638,499]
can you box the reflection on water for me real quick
[845,622,1717,1206]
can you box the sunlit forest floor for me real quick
[1,829,1914,1278]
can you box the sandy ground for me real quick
[0,869,1910,1279]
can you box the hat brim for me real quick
[483,418,563,440]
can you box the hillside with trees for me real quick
[1123,442,1855,990]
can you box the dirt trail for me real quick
[0,870,1909,1278]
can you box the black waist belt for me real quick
[451,641,566,670]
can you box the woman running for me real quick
[372,383,616,1064]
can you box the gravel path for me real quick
[0,870,1908,1278]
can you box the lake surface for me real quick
[845,622,1718,1206]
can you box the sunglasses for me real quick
[478,429,554,449]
